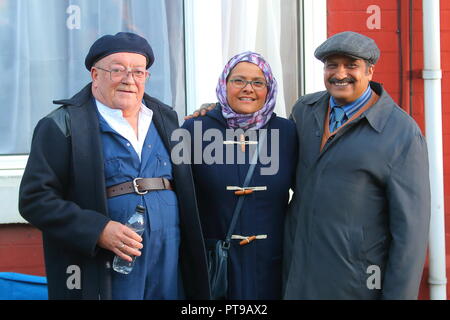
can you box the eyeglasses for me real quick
[228,78,267,90]
[95,66,149,83]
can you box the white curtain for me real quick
[222,0,290,118]
[0,0,184,154]
[184,0,299,119]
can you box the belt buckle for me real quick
[133,178,148,195]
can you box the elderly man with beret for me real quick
[283,31,431,299]
[19,32,210,300]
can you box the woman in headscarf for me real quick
[182,51,297,299]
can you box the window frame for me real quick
[0,155,28,172]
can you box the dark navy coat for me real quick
[19,83,210,300]
[182,106,297,299]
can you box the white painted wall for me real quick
[0,156,27,223]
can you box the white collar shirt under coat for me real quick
[95,99,153,161]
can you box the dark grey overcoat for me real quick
[19,83,210,300]
[283,81,430,300]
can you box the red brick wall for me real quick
[0,224,45,276]
[327,0,449,299]
[327,0,406,113]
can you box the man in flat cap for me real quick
[19,32,210,300]
[283,31,430,299]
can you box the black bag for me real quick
[205,239,229,300]
[205,132,266,300]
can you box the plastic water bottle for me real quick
[112,205,146,274]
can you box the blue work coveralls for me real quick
[98,112,182,300]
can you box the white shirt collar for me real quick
[95,100,153,161]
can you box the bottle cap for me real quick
[136,205,146,214]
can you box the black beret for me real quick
[314,31,380,65]
[85,32,154,70]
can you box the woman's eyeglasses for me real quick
[228,78,267,90]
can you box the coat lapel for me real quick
[309,94,330,161]
[312,94,329,134]
[68,88,108,216]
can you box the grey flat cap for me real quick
[314,31,380,65]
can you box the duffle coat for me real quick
[283,81,431,300]
[19,83,210,300]
[182,106,297,299]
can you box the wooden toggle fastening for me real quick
[223,135,258,153]
[231,234,268,246]
[235,189,253,196]
[226,186,267,196]
[239,236,257,246]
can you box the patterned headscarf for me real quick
[216,51,278,130]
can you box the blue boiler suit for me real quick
[98,112,182,300]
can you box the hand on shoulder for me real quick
[184,103,216,120]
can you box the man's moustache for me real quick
[329,78,355,84]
